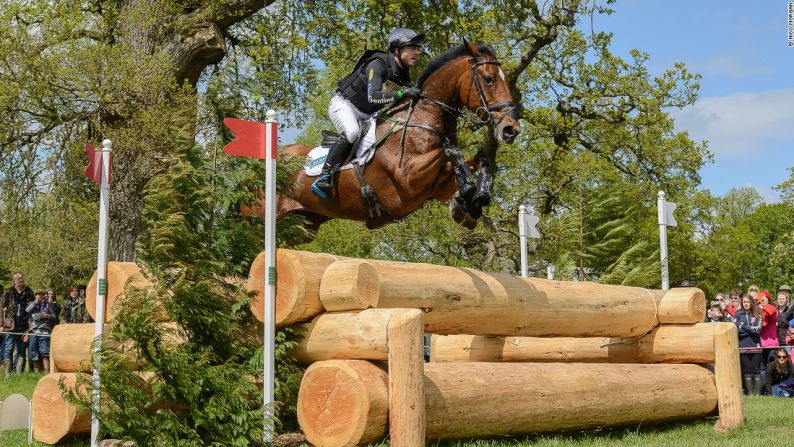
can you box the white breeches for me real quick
[328,93,376,150]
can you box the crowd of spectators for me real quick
[706,284,794,397]
[0,272,92,378]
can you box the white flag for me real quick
[658,201,677,227]
[523,214,541,238]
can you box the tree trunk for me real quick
[107,0,273,261]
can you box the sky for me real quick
[594,0,794,201]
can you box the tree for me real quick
[719,187,764,227]
[0,0,326,261]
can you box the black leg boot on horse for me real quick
[312,135,353,199]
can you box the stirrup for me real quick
[311,175,331,198]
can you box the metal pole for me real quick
[90,139,112,447]
[519,205,528,277]
[263,110,277,444]
[657,191,669,291]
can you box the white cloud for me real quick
[672,88,794,157]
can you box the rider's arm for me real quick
[366,59,405,105]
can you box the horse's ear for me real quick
[463,39,481,57]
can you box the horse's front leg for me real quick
[468,153,495,219]
[443,145,475,201]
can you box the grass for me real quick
[2,377,791,447]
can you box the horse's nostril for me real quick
[503,126,519,138]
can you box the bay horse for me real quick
[269,40,521,233]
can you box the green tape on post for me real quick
[98,278,107,295]
[267,266,277,286]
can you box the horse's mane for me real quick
[416,43,496,88]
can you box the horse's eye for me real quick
[484,75,495,86]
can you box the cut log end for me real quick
[87,262,151,323]
[319,260,380,312]
[32,373,90,445]
[298,360,388,447]
[658,287,706,323]
[248,250,338,326]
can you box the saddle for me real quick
[309,120,405,227]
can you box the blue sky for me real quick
[595,0,794,201]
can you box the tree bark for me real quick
[107,0,273,261]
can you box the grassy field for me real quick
[2,376,791,446]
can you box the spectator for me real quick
[26,291,55,372]
[63,286,78,323]
[778,286,793,347]
[760,290,779,380]
[70,284,91,323]
[46,289,61,328]
[0,272,34,378]
[707,301,726,322]
[726,289,741,317]
[765,348,793,397]
[733,294,763,395]
[748,284,760,301]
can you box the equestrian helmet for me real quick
[388,28,425,51]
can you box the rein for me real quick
[386,55,516,167]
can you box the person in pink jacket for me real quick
[760,289,780,393]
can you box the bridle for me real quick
[418,56,517,127]
[388,54,519,167]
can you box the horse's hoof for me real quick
[449,197,467,224]
[460,213,480,230]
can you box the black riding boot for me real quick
[312,136,353,198]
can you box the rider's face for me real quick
[398,45,421,68]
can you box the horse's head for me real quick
[459,40,521,144]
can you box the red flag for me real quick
[223,118,267,159]
[84,144,113,184]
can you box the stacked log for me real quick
[247,249,340,326]
[297,360,718,446]
[50,323,112,372]
[87,262,153,323]
[49,323,188,373]
[429,323,718,364]
[31,373,91,445]
[248,250,706,337]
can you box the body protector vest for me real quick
[337,50,412,115]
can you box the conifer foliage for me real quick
[63,133,304,446]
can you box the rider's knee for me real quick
[342,126,359,144]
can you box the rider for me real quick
[311,28,425,198]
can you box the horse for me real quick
[264,40,521,234]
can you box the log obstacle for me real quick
[713,322,744,430]
[429,323,718,364]
[49,323,188,373]
[318,259,704,337]
[298,360,718,446]
[50,323,112,373]
[297,360,389,447]
[32,373,91,445]
[247,249,340,326]
[250,250,705,336]
[87,262,152,323]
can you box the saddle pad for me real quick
[303,118,378,177]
